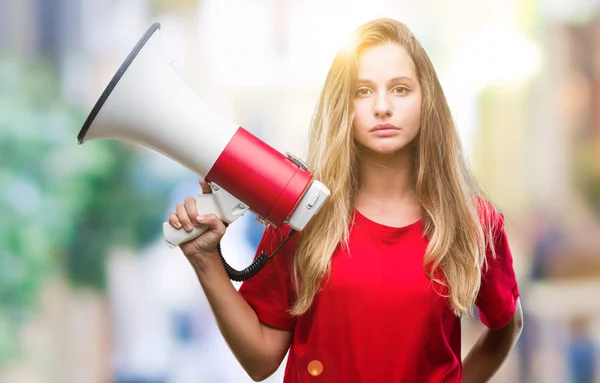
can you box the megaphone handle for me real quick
[162,192,227,246]
[162,222,209,247]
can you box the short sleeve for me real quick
[238,225,297,331]
[475,212,520,330]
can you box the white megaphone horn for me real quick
[77,23,330,281]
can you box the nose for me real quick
[373,93,392,119]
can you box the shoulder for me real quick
[475,196,505,235]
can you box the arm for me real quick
[169,180,292,382]
[462,298,524,383]
[190,251,292,382]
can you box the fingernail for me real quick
[196,215,205,223]
[174,222,182,229]
[185,224,193,231]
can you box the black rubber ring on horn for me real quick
[77,22,161,144]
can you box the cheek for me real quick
[409,108,422,133]
[409,94,423,127]
[351,103,370,136]
[396,97,422,128]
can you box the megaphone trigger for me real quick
[210,184,249,222]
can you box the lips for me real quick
[370,123,400,132]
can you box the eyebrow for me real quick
[355,76,416,86]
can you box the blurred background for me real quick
[1,0,600,382]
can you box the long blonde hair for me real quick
[290,18,497,317]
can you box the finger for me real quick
[199,179,213,194]
[168,212,182,229]
[176,203,193,232]
[184,196,200,226]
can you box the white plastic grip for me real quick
[163,184,249,247]
[163,219,209,247]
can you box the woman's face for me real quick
[352,43,422,157]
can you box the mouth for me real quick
[369,123,400,132]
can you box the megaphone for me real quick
[77,23,330,280]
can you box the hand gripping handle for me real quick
[162,184,281,282]
[162,192,226,247]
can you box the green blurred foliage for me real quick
[0,57,171,366]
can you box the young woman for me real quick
[168,18,523,382]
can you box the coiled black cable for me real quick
[217,222,297,282]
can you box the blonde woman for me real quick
[168,18,523,382]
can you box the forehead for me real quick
[356,43,416,82]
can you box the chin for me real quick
[364,139,410,156]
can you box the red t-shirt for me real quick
[239,208,520,382]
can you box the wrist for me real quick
[187,250,222,276]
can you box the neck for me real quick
[355,147,420,213]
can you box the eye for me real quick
[392,86,409,95]
[355,88,372,97]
